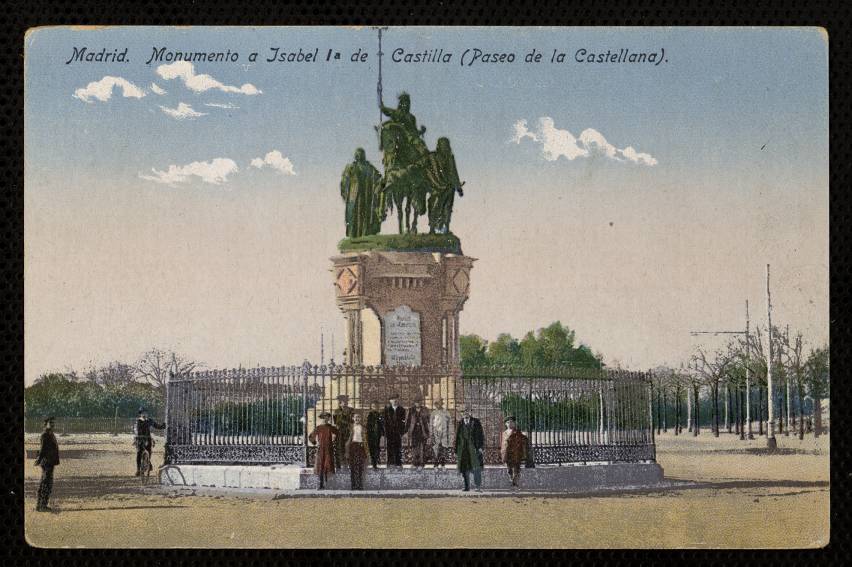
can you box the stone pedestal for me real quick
[331,250,475,367]
[160,462,667,493]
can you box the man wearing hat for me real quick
[383,394,406,467]
[405,396,430,469]
[332,394,354,470]
[345,413,368,489]
[308,412,339,489]
[366,401,385,469]
[500,416,529,489]
[455,408,485,492]
[430,398,452,468]
[34,417,60,512]
[134,407,165,476]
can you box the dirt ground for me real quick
[23,431,829,549]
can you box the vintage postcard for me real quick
[23,26,829,548]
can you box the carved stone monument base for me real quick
[331,249,475,367]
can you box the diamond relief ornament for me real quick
[336,267,358,296]
[452,268,469,294]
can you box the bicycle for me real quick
[134,435,155,484]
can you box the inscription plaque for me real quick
[383,305,422,366]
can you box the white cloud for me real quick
[73,76,145,103]
[158,102,207,120]
[204,102,239,109]
[156,61,261,95]
[250,150,296,176]
[150,83,167,95]
[512,117,658,166]
[139,158,239,186]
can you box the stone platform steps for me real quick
[160,462,664,492]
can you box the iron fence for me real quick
[164,364,655,466]
[24,416,150,436]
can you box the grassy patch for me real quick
[338,233,462,254]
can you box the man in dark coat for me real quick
[366,401,385,469]
[383,394,406,467]
[135,407,165,476]
[34,416,60,512]
[308,412,339,490]
[405,396,430,468]
[455,408,485,492]
[333,395,354,470]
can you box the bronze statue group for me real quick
[308,393,531,492]
[340,93,465,238]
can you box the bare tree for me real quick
[651,367,672,435]
[778,330,806,440]
[92,361,137,389]
[136,348,201,387]
[665,368,688,435]
[170,351,200,380]
[691,344,736,437]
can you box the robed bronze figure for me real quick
[339,86,467,237]
[340,148,385,238]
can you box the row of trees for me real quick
[25,349,199,419]
[459,321,603,369]
[651,325,829,440]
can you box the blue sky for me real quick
[24,27,828,380]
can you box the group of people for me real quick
[307,393,530,492]
[32,408,164,512]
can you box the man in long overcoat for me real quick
[34,416,60,511]
[366,401,385,469]
[333,395,354,470]
[308,412,339,489]
[455,409,485,492]
[405,396,430,468]
[383,394,406,467]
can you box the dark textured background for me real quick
[2,1,847,562]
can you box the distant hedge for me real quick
[25,373,164,419]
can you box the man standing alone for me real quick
[384,394,406,467]
[500,416,529,490]
[456,409,485,492]
[34,417,60,512]
[346,413,368,490]
[366,401,385,469]
[405,396,430,469]
[430,397,452,468]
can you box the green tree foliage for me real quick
[459,334,488,368]
[805,346,829,400]
[25,371,164,419]
[461,322,602,369]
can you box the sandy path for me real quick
[24,432,829,548]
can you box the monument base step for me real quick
[160,462,664,492]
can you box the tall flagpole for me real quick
[766,264,777,450]
[376,27,385,121]
[745,300,753,439]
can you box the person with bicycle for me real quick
[134,407,165,476]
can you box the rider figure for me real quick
[134,407,165,476]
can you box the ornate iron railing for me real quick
[164,364,655,466]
